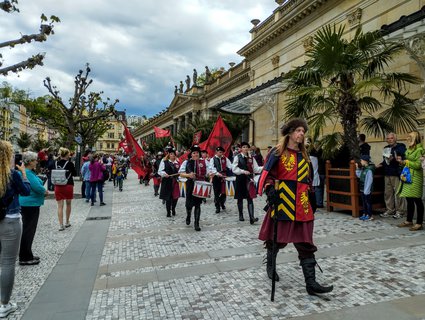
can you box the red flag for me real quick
[154,126,171,138]
[178,150,190,163]
[201,115,233,158]
[123,125,147,177]
[118,140,129,153]
[192,131,202,145]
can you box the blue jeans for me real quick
[361,193,372,216]
[85,181,92,201]
[90,181,103,204]
[0,218,22,304]
[315,175,325,207]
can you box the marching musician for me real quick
[178,145,208,231]
[152,152,163,196]
[257,118,333,296]
[201,149,211,162]
[209,146,232,213]
[231,141,263,224]
[158,148,180,217]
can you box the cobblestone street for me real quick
[8,171,425,319]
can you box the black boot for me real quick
[194,206,201,231]
[154,185,159,196]
[300,258,333,296]
[166,201,171,217]
[186,208,192,225]
[266,248,280,282]
[172,199,177,216]
[220,196,226,210]
[248,202,258,224]
[238,200,244,221]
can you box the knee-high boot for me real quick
[186,207,192,225]
[300,258,334,296]
[220,195,226,210]
[166,201,171,217]
[172,199,177,216]
[154,185,159,196]
[248,202,258,224]
[237,200,244,221]
[194,206,201,231]
[214,197,220,213]
[266,248,280,281]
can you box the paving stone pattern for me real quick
[84,172,425,320]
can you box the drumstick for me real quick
[166,173,180,177]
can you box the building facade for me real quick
[95,111,126,154]
[133,0,425,161]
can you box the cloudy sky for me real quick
[1,1,278,117]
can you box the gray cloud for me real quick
[0,0,276,116]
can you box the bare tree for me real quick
[0,1,60,76]
[42,64,119,148]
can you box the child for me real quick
[116,162,125,192]
[356,155,375,221]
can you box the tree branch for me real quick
[0,54,44,76]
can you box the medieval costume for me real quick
[209,146,232,213]
[257,118,333,296]
[152,152,163,196]
[178,146,208,231]
[158,149,180,217]
[231,142,263,224]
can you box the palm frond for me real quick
[379,92,419,133]
[317,132,344,160]
[357,96,382,113]
[359,116,393,139]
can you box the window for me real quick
[99,143,103,149]
[108,132,114,139]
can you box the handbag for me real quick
[400,165,412,184]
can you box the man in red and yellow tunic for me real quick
[258,118,333,296]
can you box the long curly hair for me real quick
[0,140,13,198]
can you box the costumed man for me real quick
[158,148,180,217]
[152,152,163,196]
[257,118,333,296]
[139,154,152,186]
[178,145,208,231]
[231,141,263,224]
[209,146,232,213]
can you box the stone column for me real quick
[185,113,190,128]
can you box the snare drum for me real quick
[193,181,212,198]
[178,178,187,198]
[225,176,236,197]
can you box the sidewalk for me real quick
[8,171,425,319]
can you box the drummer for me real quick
[178,145,208,231]
[209,146,232,213]
[158,148,180,217]
[232,141,263,224]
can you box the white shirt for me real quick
[231,153,262,175]
[209,156,232,175]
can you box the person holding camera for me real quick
[0,141,31,318]
[19,151,49,265]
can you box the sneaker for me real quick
[65,223,71,228]
[100,202,106,206]
[380,211,393,218]
[59,225,65,231]
[359,215,366,220]
[393,212,404,219]
[0,302,17,318]
[19,259,40,266]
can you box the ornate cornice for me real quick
[237,0,329,59]
[204,70,250,100]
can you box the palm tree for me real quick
[284,25,421,161]
[16,132,32,152]
[221,114,249,144]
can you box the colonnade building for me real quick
[134,0,425,157]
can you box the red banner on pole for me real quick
[154,126,171,138]
[192,131,202,145]
[123,125,147,177]
[201,115,233,158]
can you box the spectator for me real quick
[253,147,264,166]
[89,154,106,207]
[18,151,48,265]
[377,133,407,219]
[355,155,375,221]
[37,148,48,170]
[358,134,371,157]
[310,146,325,208]
[397,130,424,231]
[0,140,31,318]
[51,147,76,231]
[81,155,92,203]
[45,153,55,192]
